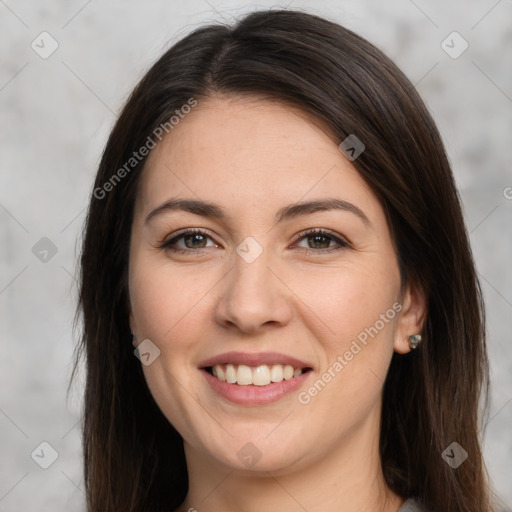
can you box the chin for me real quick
[195,431,312,475]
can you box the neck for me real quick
[176,408,404,512]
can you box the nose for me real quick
[214,247,292,334]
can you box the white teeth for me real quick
[252,365,271,386]
[270,364,283,382]
[225,364,237,384]
[211,363,305,385]
[236,365,253,386]
[283,364,294,380]
[215,365,225,381]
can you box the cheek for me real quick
[292,263,399,412]
[128,256,213,439]
[129,253,213,342]
[291,262,399,349]
[276,265,399,464]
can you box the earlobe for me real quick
[393,281,427,354]
[407,334,422,349]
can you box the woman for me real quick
[71,8,495,512]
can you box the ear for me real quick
[394,280,427,354]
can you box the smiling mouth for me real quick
[204,363,313,386]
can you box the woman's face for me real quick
[128,94,420,474]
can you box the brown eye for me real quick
[305,233,332,249]
[295,229,350,254]
[160,229,218,253]
[181,233,208,249]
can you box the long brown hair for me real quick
[70,8,495,511]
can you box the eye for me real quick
[159,228,350,256]
[159,229,218,254]
[294,228,350,254]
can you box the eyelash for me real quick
[159,228,350,256]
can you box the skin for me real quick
[128,94,426,512]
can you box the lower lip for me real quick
[200,369,312,405]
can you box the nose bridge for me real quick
[229,237,275,304]
[215,236,291,331]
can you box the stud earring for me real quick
[408,334,422,349]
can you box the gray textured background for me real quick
[0,0,511,510]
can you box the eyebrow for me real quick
[144,197,371,227]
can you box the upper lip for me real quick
[198,351,312,369]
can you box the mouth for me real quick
[198,352,314,405]
[203,363,313,386]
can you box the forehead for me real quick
[136,95,380,223]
